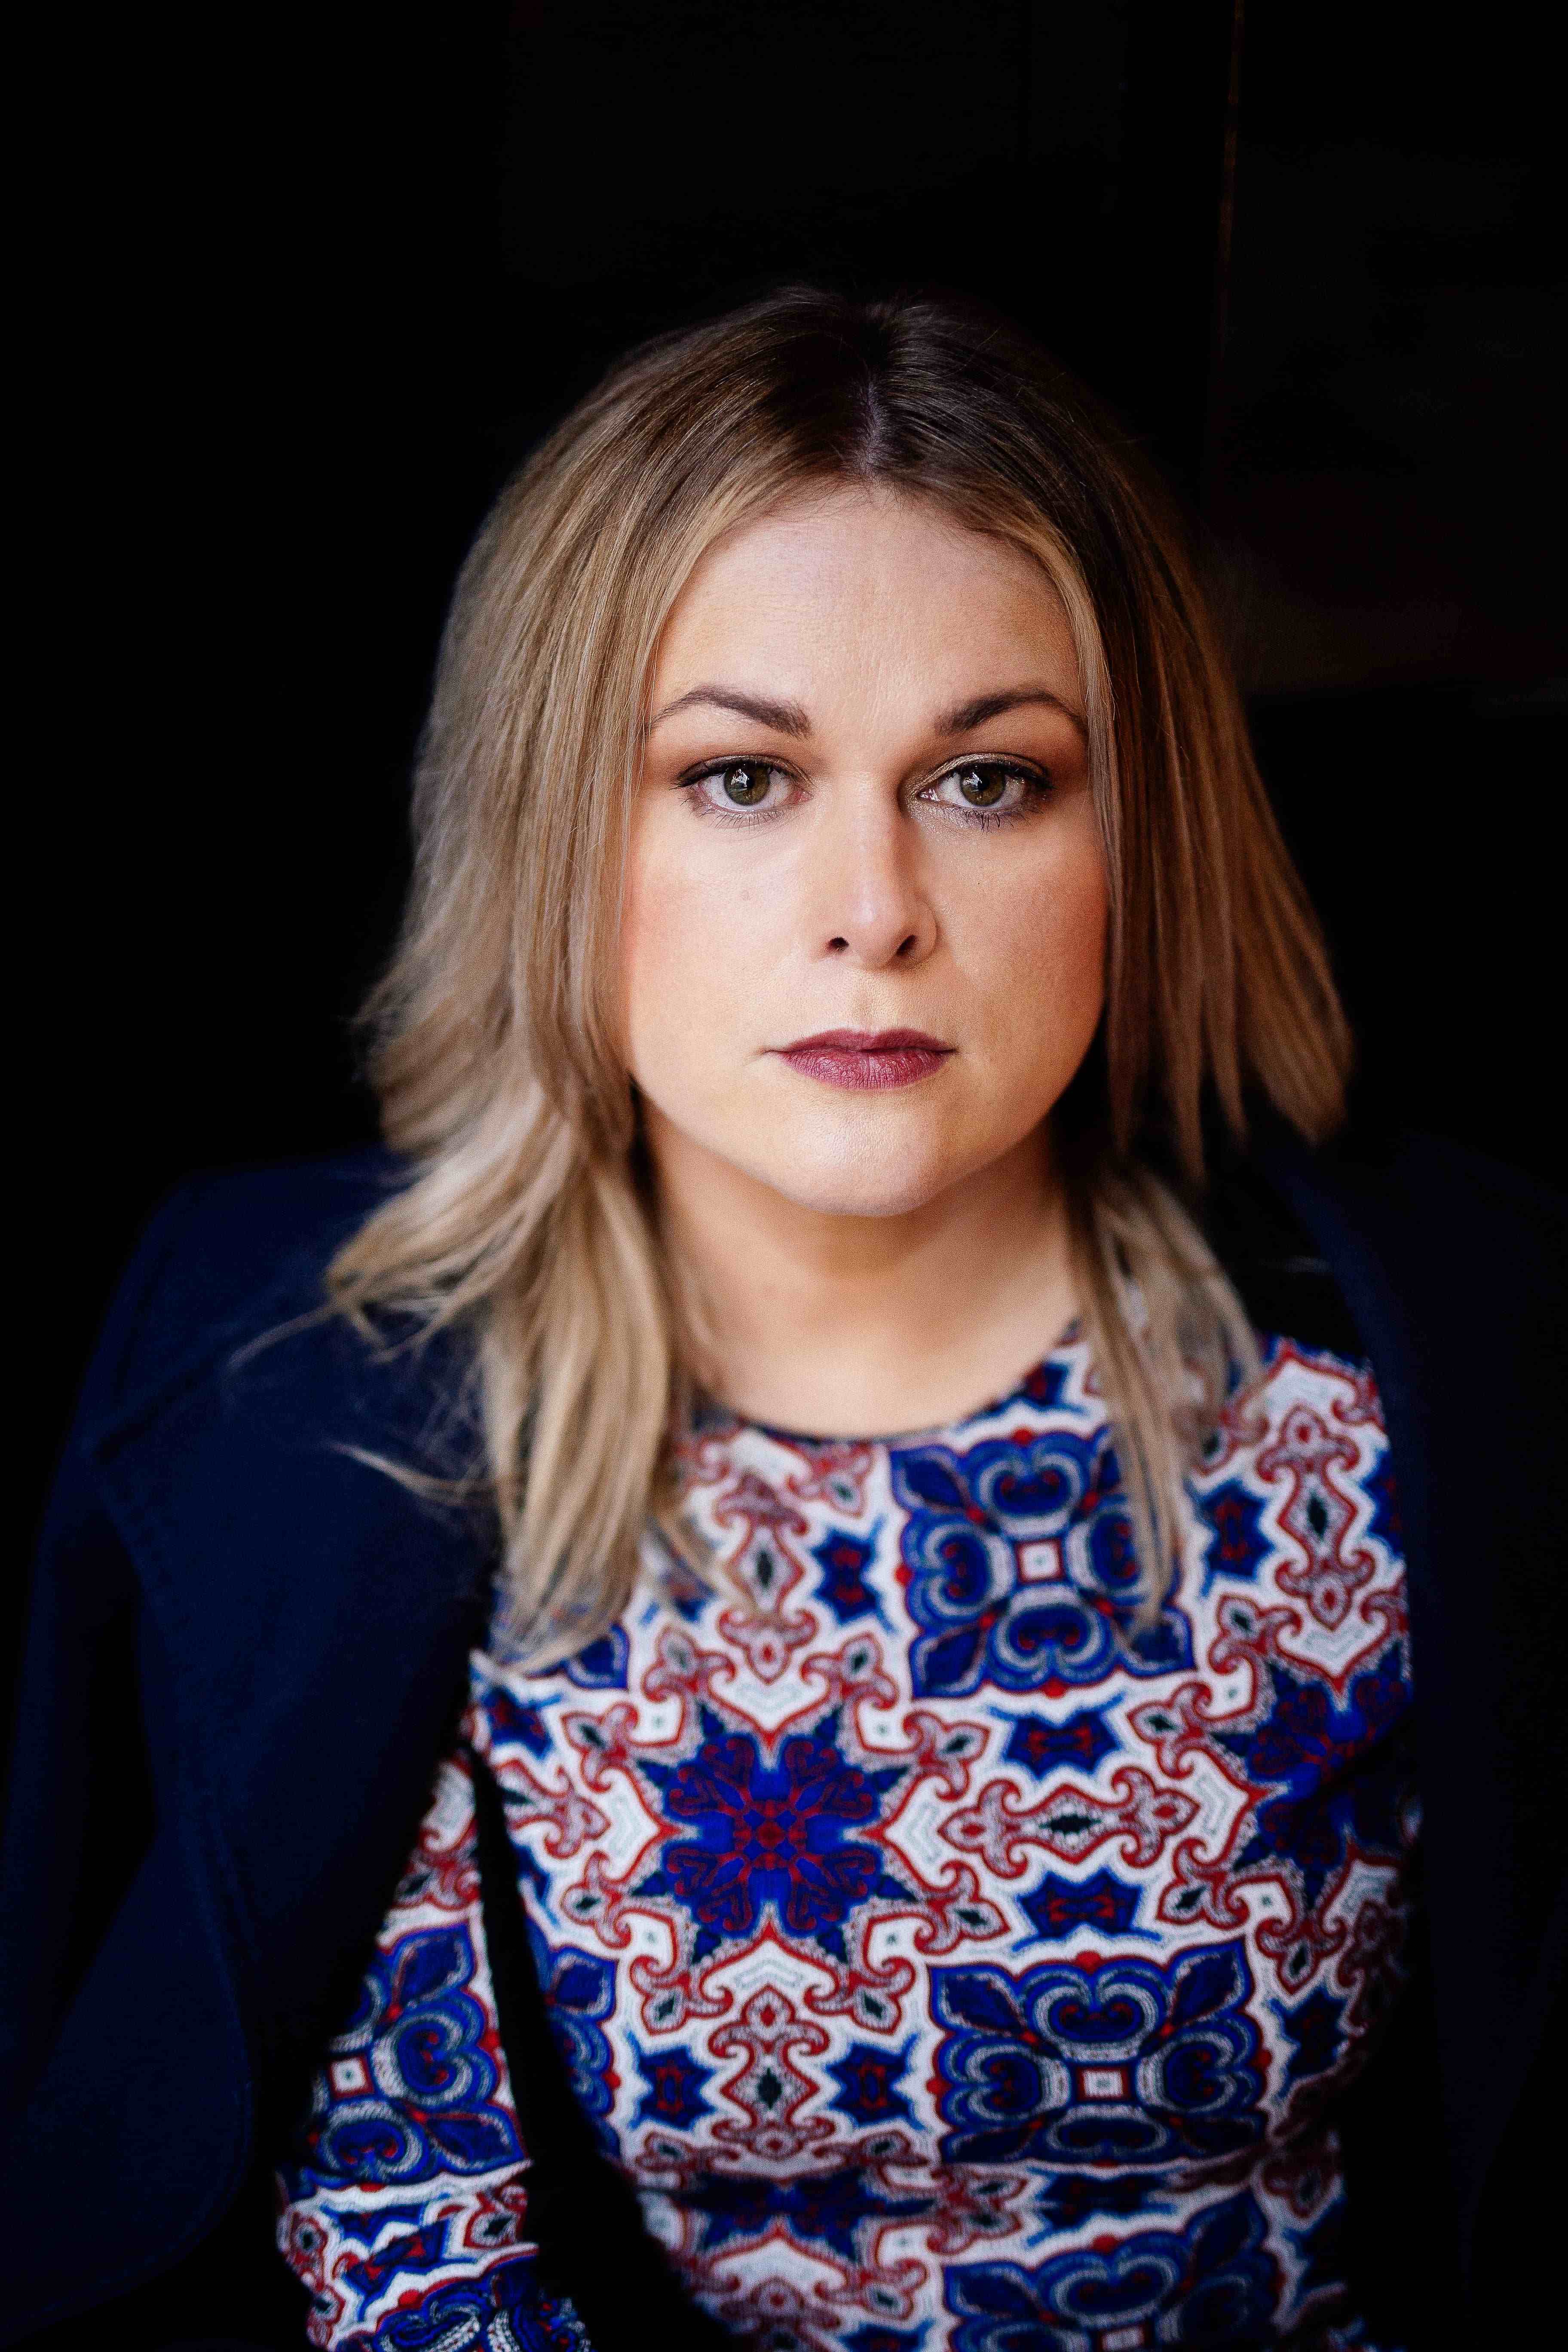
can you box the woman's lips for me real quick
[773,1028,955,1091]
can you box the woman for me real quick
[3,291,1562,2352]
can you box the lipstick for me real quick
[773,1028,954,1091]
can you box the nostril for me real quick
[827,937,848,952]
[896,934,917,958]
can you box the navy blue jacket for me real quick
[2,1133,1563,2349]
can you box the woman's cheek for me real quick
[622,828,766,1092]
[970,835,1109,1033]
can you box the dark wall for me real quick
[1215,1,1563,694]
[23,3,1564,1575]
[1217,1,1565,1203]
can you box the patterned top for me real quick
[277,1326,1417,2350]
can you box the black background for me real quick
[22,0,1565,1565]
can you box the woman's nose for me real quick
[812,793,937,969]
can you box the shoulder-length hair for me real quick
[328,288,1349,1661]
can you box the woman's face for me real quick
[621,485,1109,1221]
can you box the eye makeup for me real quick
[676,754,1054,830]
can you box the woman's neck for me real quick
[648,1113,1078,1439]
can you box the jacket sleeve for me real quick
[0,1179,217,2118]
[275,1740,593,2351]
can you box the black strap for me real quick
[466,1744,733,2350]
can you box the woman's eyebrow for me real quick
[646,682,1086,740]
[936,686,1087,738]
[647,685,813,737]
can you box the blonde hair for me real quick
[329,288,1350,1661]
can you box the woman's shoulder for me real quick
[1211,1120,1565,1562]
[84,1144,409,1427]
[54,1143,485,1679]
[1254,1119,1565,1351]
[1302,1121,1564,1233]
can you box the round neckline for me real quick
[690,1313,1087,1454]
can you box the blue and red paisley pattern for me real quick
[279,1332,1415,2349]
[275,1755,591,2348]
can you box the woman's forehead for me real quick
[652,486,1079,713]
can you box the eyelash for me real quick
[678,756,1053,830]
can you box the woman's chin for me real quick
[741,1136,974,1224]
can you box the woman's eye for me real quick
[924,761,1043,818]
[692,760,791,815]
